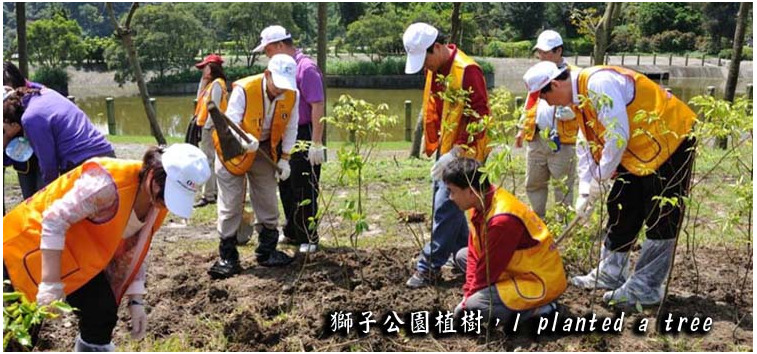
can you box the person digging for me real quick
[208,54,300,279]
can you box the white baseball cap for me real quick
[253,25,292,53]
[533,30,563,52]
[403,22,438,74]
[162,143,211,219]
[522,61,567,109]
[267,54,297,91]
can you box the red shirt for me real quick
[464,186,539,298]
[430,44,490,146]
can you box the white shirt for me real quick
[573,69,635,195]
[225,76,300,155]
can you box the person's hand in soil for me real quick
[128,297,147,340]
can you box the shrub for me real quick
[719,47,753,61]
[650,30,697,53]
[484,40,532,58]
[565,38,593,56]
[611,26,638,53]
[147,65,265,85]
[31,67,69,96]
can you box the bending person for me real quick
[3,144,210,351]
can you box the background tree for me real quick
[450,3,462,44]
[16,2,27,77]
[211,2,295,68]
[501,3,545,40]
[637,3,703,37]
[106,2,166,145]
[721,2,752,149]
[700,3,740,54]
[27,13,86,68]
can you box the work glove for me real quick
[240,133,259,152]
[574,193,594,221]
[430,146,461,181]
[36,282,65,306]
[128,301,147,340]
[308,142,325,166]
[555,106,576,121]
[276,159,291,181]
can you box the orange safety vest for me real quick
[576,66,696,176]
[3,158,168,303]
[195,78,229,127]
[422,50,490,161]
[468,188,567,311]
[522,65,580,144]
[213,74,296,175]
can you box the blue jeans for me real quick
[417,179,468,273]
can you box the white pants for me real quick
[215,151,279,239]
[200,128,217,200]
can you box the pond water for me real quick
[76,77,748,142]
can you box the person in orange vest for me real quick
[192,54,228,209]
[523,61,697,306]
[3,144,210,351]
[207,54,299,279]
[514,30,580,219]
[444,157,565,322]
[402,22,491,288]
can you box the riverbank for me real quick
[66,55,753,100]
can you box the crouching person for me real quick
[3,144,210,351]
[443,158,566,324]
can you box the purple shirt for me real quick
[294,49,325,126]
[21,88,114,184]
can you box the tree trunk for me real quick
[593,3,621,66]
[318,3,328,146]
[106,3,166,145]
[450,3,463,45]
[16,2,28,78]
[410,110,424,158]
[721,2,751,149]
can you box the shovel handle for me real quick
[208,102,282,174]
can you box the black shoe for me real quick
[194,197,216,208]
[207,258,242,279]
[257,250,294,267]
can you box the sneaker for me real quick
[405,270,440,289]
[207,258,242,279]
[193,197,216,208]
[258,250,294,267]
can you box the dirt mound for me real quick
[34,240,752,351]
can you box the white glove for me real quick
[555,106,576,121]
[128,301,147,340]
[307,143,325,166]
[276,159,291,181]
[240,133,259,152]
[574,193,595,221]
[36,282,65,306]
[430,146,461,181]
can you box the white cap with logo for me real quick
[533,30,563,52]
[163,143,211,219]
[267,54,297,91]
[253,25,292,53]
[402,22,438,74]
[522,61,567,109]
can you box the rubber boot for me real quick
[208,236,242,279]
[256,228,293,267]
[603,238,676,306]
[570,245,630,290]
[74,335,115,352]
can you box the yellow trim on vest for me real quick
[195,78,229,127]
[469,188,567,311]
[422,50,489,161]
[213,75,296,175]
[3,158,168,303]
[576,66,696,176]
